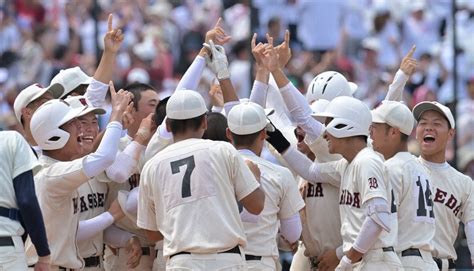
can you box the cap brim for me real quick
[46,83,65,99]
[371,110,386,124]
[78,107,106,116]
[413,102,444,122]
[349,82,358,94]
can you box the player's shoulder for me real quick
[38,155,84,177]
[354,147,384,166]
[0,130,26,146]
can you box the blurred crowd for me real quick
[0,0,473,174]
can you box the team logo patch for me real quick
[368,177,378,189]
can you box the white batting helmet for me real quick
[31,99,84,150]
[306,71,357,103]
[315,96,372,138]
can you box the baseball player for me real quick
[266,96,402,270]
[51,14,123,109]
[0,131,50,270]
[370,100,438,270]
[412,101,474,270]
[25,85,131,269]
[137,89,265,270]
[13,83,63,151]
[226,102,305,270]
[102,82,159,271]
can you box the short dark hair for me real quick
[124,82,156,110]
[202,112,229,142]
[230,130,262,148]
[154,96,169,126]
[167,114,205,135]
[383,123,409,142]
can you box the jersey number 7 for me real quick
[170,156,196,198]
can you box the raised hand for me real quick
[245,160,261,182]
[209,83,224,108]
[121,102,135,131]
[104,14,124,54]
[275,30,292,68]
[109,81,133,123]
[205,17,231,46]
[135,113,157,146]
[260,34,280,72]
[205,40,230,80]
[400,45,417,76]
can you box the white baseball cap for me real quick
[13,83,64,123]
[166,90,207,120]
[227,102,274,135]
[412,101,455,129]
[51,67,92,98]
[64,95,106,116]
[371,100,415,135]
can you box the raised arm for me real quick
[385,45,417,102]
[249,33,271,107]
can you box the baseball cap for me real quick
[64,95,106,116]
[412,101,455,129]
[166,90,207,120]
[51,67,92,98]
[371,100,415,135]
[227,102,274,135]
[13,83,64,123]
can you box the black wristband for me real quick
[266,128,291,153]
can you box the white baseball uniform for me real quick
[138,138,260,270]
[418,157,474,262]
[338,147,401,270]
[101,136,155,271]
[25,155,91,269]
[0,131,40,270]
[291,135,343,271]
[239,149,305,270]
[386,152,437,270]
[77,177,108,270]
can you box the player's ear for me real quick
[165,118,171,133]
[260,129,267,141]
[225,128,233,143]
[447,128,455,141]
[201,114,208,130]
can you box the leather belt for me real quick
[0,236,14,246]
[84,255,101,267]
[382,246,394,252]
[433,258,456,269]
[401,248,421,257]
[245,254,262,261]
[170,245,240,259]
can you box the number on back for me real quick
[170,156,196,198]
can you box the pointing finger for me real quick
[108,14,113,32]
[406,45,416,58]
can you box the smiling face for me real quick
[78,112,99,154]
[415,110,455,162]
[323,117,345,154]
[59,117,84,159]
[134,89,159,123]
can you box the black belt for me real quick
[401,248,421,257]
[245,254,262,261]
[433,258,456,269]
[84,255,101,267]
[382,246,394,252]
[0,236,14,246]
[170,245,240,259]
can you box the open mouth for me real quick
[423,135,435,143]
[81,135,94,144]
[77,133,83,145]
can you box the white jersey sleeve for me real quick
[278,168,306,219]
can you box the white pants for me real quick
[153,249,166,271]
[289,244,312,271]
[166,253,246,271]
[353,248,403,271]
[246,256,279,271]
[398,249,438,271]
[0,236,28,271]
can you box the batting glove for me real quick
[265,122,290,154]
[203,40,230,80]
[335,255,353,271]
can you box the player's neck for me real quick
[24,124,37,146]
[43,149,81,161]
[341,139,366,163]
[421,151,446,164]
[235,144,262,157]
[172,131,204,143]
[385,142,408,160]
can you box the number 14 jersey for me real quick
[386,152,435,252]
[137,138,260,258]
